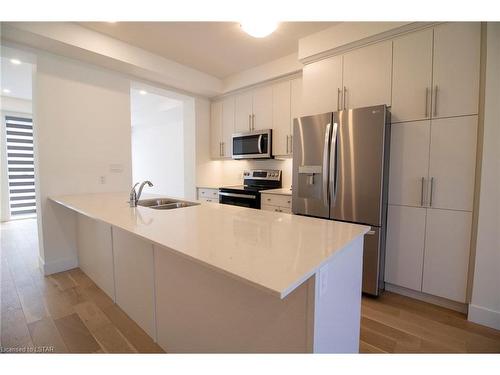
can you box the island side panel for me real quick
[112,227,157,340]
[311,236,364,353]
[76,214,115,301]
[154,245,313,353]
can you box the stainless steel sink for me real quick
[137,198,199,210]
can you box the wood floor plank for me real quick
[102,304,163,353]
[53,313,102,353]
[0,307,34,350]
[16,283,49,324]
[28,317,68,353]
[359,340,387,353]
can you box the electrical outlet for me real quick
[99,176,106,184]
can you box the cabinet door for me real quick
[422,209,472,303]
[428,116,478,211]
[113,227,156,339]
[234,91,253,132]
[302,55,342,115]
[290,77,302,134]
[210,101,222,158]
[252,85,273,130]
[392,29,433,123]
[385,205,427,291]
[76,215,115,300]
[221,97,235,157]
[272,80,291,156]
[343,40,392,109]
[388,121,431,207]
[432,22,481,118]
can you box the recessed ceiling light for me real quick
[2,88,11,94]
[139,90,148,95]
[10,58,22,65]
[240,21,278,38]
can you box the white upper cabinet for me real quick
[210,101,223,159]
[385,205,427,291]
[290,77,302,130]
[221,97,235,158]
[343,40,392,110]
[389,121,431,207]
[428,116,478,211]
[422,209,472,303]
[432,22,481,118]
[252,86,273,130]
[234,91,253,133]
[392,29,433,123]
[301,54,343,115]
[272,80,291,156]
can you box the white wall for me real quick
[35,52,132,274]
[469,22,500,330]
[132,105,185,198]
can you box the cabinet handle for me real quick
[286,135,289,154]
[248,114,252,130]
[222,142,225,156]
[289,134,293,154]
[420,177,425,206]
[429,177,434,207]
[343,86,347,110]
[425,87,429,117]
[252,114,255,130]
[433,85,438,117]
[219,142,221,157]
[337,88,341,111]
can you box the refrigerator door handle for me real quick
[322,122,332,206]
[330,122,339,205]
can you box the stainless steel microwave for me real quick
[232,129,272,159]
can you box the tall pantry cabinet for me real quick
[385,22,481,303]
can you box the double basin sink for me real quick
[137,198,200,210]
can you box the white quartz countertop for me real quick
[261,188,292,196]
[50,193,369,299]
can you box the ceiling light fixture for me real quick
[2,88,11,94]
[240,21,278,38]
[139,90,148,95]
[10,58,21,65]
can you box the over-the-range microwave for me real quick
[231,129,272,159]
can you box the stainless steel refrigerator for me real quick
[292,105,390,296]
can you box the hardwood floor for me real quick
[1,218,500,353]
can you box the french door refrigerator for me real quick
[292,105,390,296]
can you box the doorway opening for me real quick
[130,84,196,200]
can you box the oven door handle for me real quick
[218,192,257,199]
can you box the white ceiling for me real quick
[131,88,183,128]
[0,56,33,100]
[80,22,336,78]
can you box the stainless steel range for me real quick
[218,170,282,209]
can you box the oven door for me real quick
[218,191,260,209]
[232,130,272,159]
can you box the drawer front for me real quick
[261,204,291,214]
[198,188,219,200]
[261,194,292,208]
[199,197,218,203]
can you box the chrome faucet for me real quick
[129,180,153,207]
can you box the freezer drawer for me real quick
[362,227,384,295]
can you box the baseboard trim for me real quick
[468,304,500,330]
[384,283,468,313]
[40,256,78,275]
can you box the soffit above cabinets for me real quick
[79,22,337,78]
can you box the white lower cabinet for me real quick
[197,187,219,203]
[76,215,115,300]
[261,193,292,214]
[385,204,472,303]
[385,205,427,291]
[112,227,156,339]
[422,209,472,303]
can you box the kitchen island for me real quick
[49,193,370,353]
